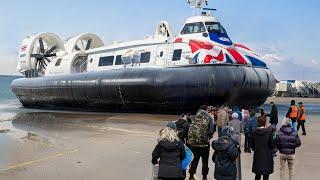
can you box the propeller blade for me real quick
[85,39,92,50]
[45,53,56,57]
[39,37,45,54]
[34,60,39,69]
[31,54,38,58]
[44,57,51,63]
[45,46,57,55]
[75,45,81,51]
[42,60,48,67]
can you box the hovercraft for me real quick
[12,0,276,113]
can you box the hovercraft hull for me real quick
[11,64,276,113]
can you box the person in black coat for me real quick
[267,102,278,127]
[152,127,186,180]
[251,115,275,180]
[212,126,240,180]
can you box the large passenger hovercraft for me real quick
[12,0,276,113]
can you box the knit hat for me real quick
[166,121,177,130]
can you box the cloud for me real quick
[311,59,319,65]
[246,43,320,81]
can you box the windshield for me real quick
[205,22,227,34]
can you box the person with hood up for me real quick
[152,127,186,180]
[276,118,301,180]
[251,115,275,180]
[212,126,240,180]
[188,105,214,180]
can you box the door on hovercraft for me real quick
[156,45,167,67]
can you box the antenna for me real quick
[187,0,209,10]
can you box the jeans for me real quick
[291,122,297,131]
[297,120,306,134]
[189,146,210,176]
[280,154,295,180]
[255,174,269,180]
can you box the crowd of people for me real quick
[151,100,307,180]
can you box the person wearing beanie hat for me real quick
[166,121,177,131]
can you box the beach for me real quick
[0,99,319,180]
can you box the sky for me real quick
[0,0,319,81]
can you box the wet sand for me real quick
[0,105,319,179]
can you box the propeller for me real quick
[30,37,58,73]
[74,39,93,51]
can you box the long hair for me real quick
[159,127,180,142]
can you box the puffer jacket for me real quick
[276,125,301,155]
[212,136,239,180]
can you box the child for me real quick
[212,126,240,180]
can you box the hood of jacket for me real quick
[212,136,233,151]
[159,140,181,152]
[280,125,294,135]
[255,127,272,136]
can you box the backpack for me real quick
[187,111,209,146]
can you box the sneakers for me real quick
[302,133,307,136]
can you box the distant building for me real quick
[274,80,320,98]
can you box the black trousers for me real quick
[297,120,306,134]
[244,134,251,151]
[255,174,269,180]
[189,146,210,176]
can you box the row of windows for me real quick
[180,22,227,35]
[98,52,151,67]
[98,50,183,67]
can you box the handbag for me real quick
[181,146,194,170]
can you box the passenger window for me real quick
[98,56,114,66]
[141,52,151,63]
[193,22,206,33]
[115,55,123,65]
[160,51,164,57]
[181,22,206,34]
[172,49,182,61]
[55,58,62,66]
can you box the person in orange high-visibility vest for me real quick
[286,100,298,131]
[297,102,307,136]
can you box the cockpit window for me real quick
[205,22,227,34]
[181,22,206,35]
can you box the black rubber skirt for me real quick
[12,64,276,113]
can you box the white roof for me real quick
[185,15,219,24]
